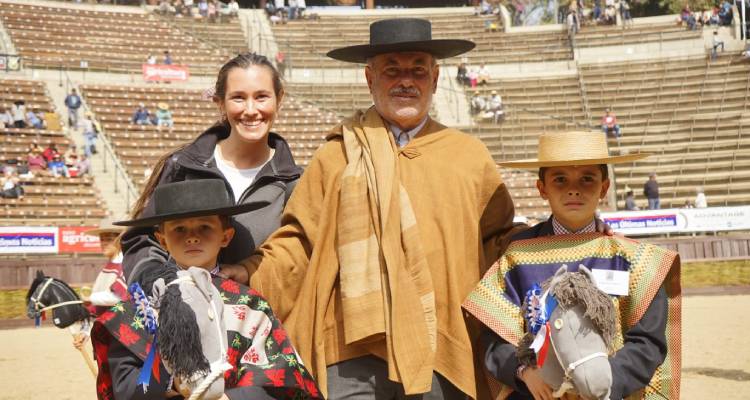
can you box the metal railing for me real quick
[62,70,139,215]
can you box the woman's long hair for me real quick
[129,53,284,219]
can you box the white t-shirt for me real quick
[214,147,269,203]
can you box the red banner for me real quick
[142,64,190,82]
[59,227,101,253]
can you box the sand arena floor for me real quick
[0,295,748,399]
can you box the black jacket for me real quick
[121,124,302,284]
[643,180,659,199]
[482,218,668,400]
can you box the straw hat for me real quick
[84,217,126,237]
[497,131,649,169]
[157,102,169,111]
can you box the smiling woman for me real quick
[121,52,302,286]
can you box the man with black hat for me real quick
[225,18,521,399]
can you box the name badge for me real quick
[591,269,630,296]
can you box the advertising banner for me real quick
[58,226,101,253]
[142,64,190,82]
[0,227,58,254]
[601,206,750,236]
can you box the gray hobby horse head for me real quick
[143,266,230,400]
[518,265,617,400]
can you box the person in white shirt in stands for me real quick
[694,187,708,208]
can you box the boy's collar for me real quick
[551,216,596,235]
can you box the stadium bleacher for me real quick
[1,78,108,226]
[0,1,227,74]
[80,83,337,189]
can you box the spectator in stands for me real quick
[155,102,174,129]
[470,90,486,115]
[121,53,303,328]
[0,105,12,128]
[467,65,479,87]
[163,50,173,65]
[477,62,491,85]
[64,89,82,129]
[289,0,298,20]
[207,0,217,22]
[593,0,602,21]
[719,0,732,26]
[48,154,69,178]
[183,0,194,16]
[27,147,46,172]
[681,4,697,30]
[42,142,60,163]
[198,0,208,18]
[173,0,186,18]
[228,0,240,18]
[132,103,152,125]
[694,187,707,208]
[711,31,725,60]
[64,145,79,167]
[11,100,26,128]
[2,159,17,176]
[710,6,721,25]
[146,54,157,65]
[275,51,286,78]
[457,62,470,86]
[625,190,639,210]
[488,90,505,123]
[619,0,633,26]
[17,159,32,179]
[26,108,46,130]
[82,112,99,157]
[601,108,621,138]
[0,169,24,199]
[643,172,660,209]
[76,154,91,176]
[158,0,174,15]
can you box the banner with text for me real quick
[142,64,190,82]
[601,206,750,235]
[0,227,58,254]
[58,226,101,253]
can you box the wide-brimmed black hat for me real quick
[114,179,269,227]
[326,18,475,64]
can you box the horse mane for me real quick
[26,274,46,303]
[546,271,617,351]
[138,263,210,380]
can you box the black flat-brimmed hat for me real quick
[114,179,269,227]
[326,18,475,64]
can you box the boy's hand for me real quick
[520,367,554,400]
[218,263,249,285]
[595,219,621,237]
[72,333,87,350]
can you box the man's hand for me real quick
[218,263,249,285]
[520,367,554,400]
[595,219,621,237]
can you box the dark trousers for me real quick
[327,356,468,400]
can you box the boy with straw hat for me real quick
[463,131,681,400]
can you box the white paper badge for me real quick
[591,269,630,296]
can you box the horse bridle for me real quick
[547,307,609,397]
[30,277,84,315]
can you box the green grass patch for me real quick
[0,261,747,319]
[682,259,750,288]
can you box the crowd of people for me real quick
[266,0,312,24]
[131,102,174,129]
[679,1,733,31]
[0,101,47,130]
[156,0,240,21]
[470,89,505,123]
[456,61,491,88]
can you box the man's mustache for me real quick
[389,87,421,96]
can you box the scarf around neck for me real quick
[336,107,437,394]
